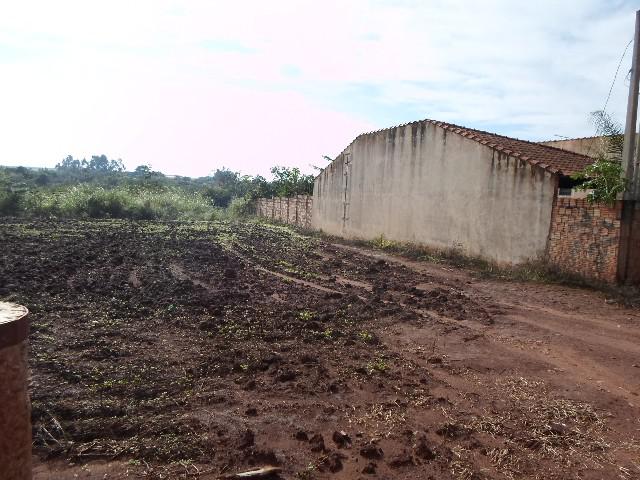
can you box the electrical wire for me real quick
[601,38,633,114]
[586,38,633,156]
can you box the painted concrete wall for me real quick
[313,122,558,264]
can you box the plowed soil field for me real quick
[1,219,639,480]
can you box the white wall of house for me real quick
[312,122,557,264]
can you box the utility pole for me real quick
[618,10,640,283]
[622,10,640,200]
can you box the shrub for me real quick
[228,196,254,218]
[572,157,626,206]
[19,185,219,220]
[0,191,23,215]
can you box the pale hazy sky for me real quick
[1,1,639,177]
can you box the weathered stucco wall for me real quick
[313,123,558,264]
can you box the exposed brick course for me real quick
[547,197,622,283]
[255,195,313,229]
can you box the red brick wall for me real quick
[255,195,313,228]
[547,197,622,283]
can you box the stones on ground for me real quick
[436,422,471,440]
[293,430,309,441]
[359,442,383,459]
[546,422,569,436]
[239,429,255,449]
[309,433,326,452]
[332,430,351,448]
[317,451,346,473]
[274,369,297,382]
[362,462,377,474]
[245,407,258,417]
[327,381,341,393]
[389,449,414,468]
[413,435,436,460]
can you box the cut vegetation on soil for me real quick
[1,219,639,479]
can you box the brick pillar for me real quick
[0,302,31,480]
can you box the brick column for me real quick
[0,302,31,480]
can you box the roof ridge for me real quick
[431,119,593,156]
[538,134,620,144]
[344,118,592,176]
[539,136,594,143]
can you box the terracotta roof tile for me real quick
[355,119,594,176]
[428,120,594,176]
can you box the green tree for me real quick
[56,155,83,170]
[87,155,125,172]
[270,166,314,197]
[134,165,152,176]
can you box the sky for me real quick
[1,0,639,178]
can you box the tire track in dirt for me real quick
[169,263,219,293]
[336,242,640,406]
[224,247,346,296]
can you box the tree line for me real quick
[0,154,317,218]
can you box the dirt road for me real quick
[0,219,637,479]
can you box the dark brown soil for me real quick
[1,219,639,479]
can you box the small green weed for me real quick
[371,234,400,250]
[366,357,389,374]
[358,331,374,343]
[298,310,314,321]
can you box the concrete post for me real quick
[622,10,640,200]
[0,302,31,480]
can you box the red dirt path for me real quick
[0,220,637,480]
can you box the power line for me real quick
[586,38,633,157]
[601,38,633,114]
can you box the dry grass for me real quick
[485,447,522,479]
[345,402,407,438]
[467,376,612,474]
[450,446,480,480]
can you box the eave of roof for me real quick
[350,119,594,177]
